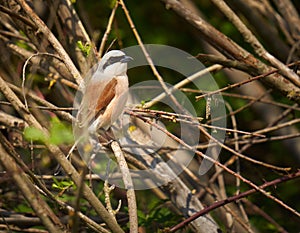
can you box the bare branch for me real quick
[16,0,83,85]
[111,141,138,233]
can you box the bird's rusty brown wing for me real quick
[77,77,118,128]
[94,77,117,119]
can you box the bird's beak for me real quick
[121,55,133,63]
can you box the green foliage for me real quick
[136,204,179,228]
[52,177,76,196]
[48,117,74,145]
[24,117,74,145]
[77,41,91,57]
[125,197,180,231]
[15,32,34,51]
[15,203,33,213]
[23,126,47,143]
[140,99,152,107]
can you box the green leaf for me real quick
[23,118,73,145]
[16,38,33,51]
[49,117,74,145]
[76,41,91,57]
[52,177,75,190]
[23,127,47,143]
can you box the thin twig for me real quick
[17,0,83,85]
[98,1,119,57]
[0,142,64,233]
[128,110,299,218]
[131,108,265,138]
[242,199,289,233]
[210,0,300,87]
[143,64,222,108]
[226,102,251,226]
[0,132,108,233]
[169,170,300,232]
[0,29,29,41]
[0,5,36,28]
[8,83,74,123]
[110,141,138,233]
[104,181,121,217]
[71,165,88,233]
[0,33,74,85]
[195,67,282,100]
[207,90,273,124]
[22,52,63,110]
[245,118,300,139]
[182,88,300,112]
[198,125,290,171]
[0,74,124,233]
[119,0,184,113]
[228,133,300,146]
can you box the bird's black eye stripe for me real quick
[102,55,125,70]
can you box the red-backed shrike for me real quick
[76,50,132,133]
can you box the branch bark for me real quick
[0,140,65,233]
[16,0,83,85]
[111,141,138,233]
[0,74,124,233]
[161,0,300,103]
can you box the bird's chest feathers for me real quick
[114,75,129,95]
[87,75,127,113]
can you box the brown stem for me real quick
[169,170,300,232]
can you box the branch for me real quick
[57,0,96,74]
[161,0,300,103]
[195,62,300,100]
[0,74,124,233]
[0,5,36,28]
[124,116,220,232]
[143,64,222,108]
[111,141,138,233]
[169,170,300,232]
[0,131,109,233]
[210,0,300,87]
[16,0,83,85]
[196,53,256,72]
[98,0,119,57]
[128,110,300,218]
[119,0,186,113]
[0,141,65,233]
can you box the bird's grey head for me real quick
[99,50,132,76]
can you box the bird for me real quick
[76,50,133,134]
[52,50,132,176]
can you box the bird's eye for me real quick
[109,55,125,64]
[102,55,125,70]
